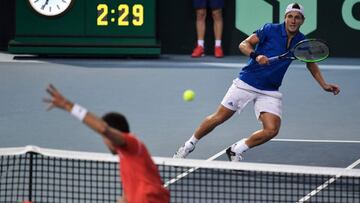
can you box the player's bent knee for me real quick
[264,128,279,138]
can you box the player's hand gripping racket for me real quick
[268,39,329,63]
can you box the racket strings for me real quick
[294,41,329,62]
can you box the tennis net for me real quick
[1,146,359,203]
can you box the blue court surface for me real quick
[0,52,359,169]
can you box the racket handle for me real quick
[268,56,279,63]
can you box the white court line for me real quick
[163,145,229,187]
[272,138,360,144]
[297,159,360,202]
[164,138,359,188]
[0,53,45,63]
[1,53,359,71]
[201,62,360,70]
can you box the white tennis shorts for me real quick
[221,78,283,119]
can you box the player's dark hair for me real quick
[292,3,301,9]
[102,112,130,133]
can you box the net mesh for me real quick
[1,146,359,203]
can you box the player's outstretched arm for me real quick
[306,63,340,95]
[43,84,127,148]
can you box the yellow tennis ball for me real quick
[183,89,195,101]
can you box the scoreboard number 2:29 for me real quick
[97,4,144,26]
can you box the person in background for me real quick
[191,0,224,58]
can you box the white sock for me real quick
[232,138,249,155]
[185,135,198,149]
[215,40,221,47]
[197,40,204,47]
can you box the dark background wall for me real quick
[157,0,242,56]
[2,0,360,57]
[156,0,360,57]
[308,0,360,57]
[0,0,15,51]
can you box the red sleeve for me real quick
[117,133,142,155]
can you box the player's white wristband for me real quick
[71,104,88,121]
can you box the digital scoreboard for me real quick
[9,0,160,56]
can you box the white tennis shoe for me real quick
[173,142,195,159]
[226,146,243,162]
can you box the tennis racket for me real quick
[268,39,329,63]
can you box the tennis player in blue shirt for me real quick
[174,3,340,161]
